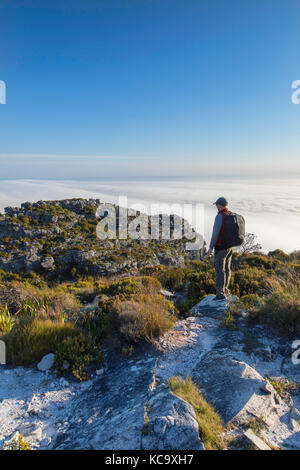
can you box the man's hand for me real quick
[206,248,213,256]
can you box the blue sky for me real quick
[0,0,300,178]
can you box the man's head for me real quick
[213,197,228,212]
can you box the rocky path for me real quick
[1,295,300,450]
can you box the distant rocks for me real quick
[156,253,185,268]
[0,198,204,278]
[40,256,55,271]
[58,249,96,265]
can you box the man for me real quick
[207,197,233,301]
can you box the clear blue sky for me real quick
[0,0,300,178]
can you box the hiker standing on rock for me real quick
[207,197,245,301]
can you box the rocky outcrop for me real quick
[141,385,204,450]
[192,351,281,426]
[0,198,204,278]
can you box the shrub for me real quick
[168,376,226,450]
[232,267,268,296]
[4,434,31,450]
[16,289,80,321]
[3,317,82,365]
[248,289,300,337]
[141,265,166,277]
[265,377,298,398]
[228,294,260,316]
[72,306,108,342]
[268,249,289,261]
[44,291,81,320]
[54,334,97,381]
[184,267,215,308]
[160,267,185,291]
[109,294,176,343]
[241,254,280,270]
[108,276,161,299]
[245,416,267,435]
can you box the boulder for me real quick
[37,353,55,372]
[41,256,55,271]
[192,350,280,426]
[142,385,204,450]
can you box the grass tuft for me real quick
[3,317,82,365]
[168,376,226,450]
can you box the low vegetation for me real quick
[0,274,177,379]
[2,317,83,366]
[109,294,176,343]
[0,204,299,388]
[248,289,300,337]
[0,304,13,334]
[265,376,298,398]
[5,434,31,451]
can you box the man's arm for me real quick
[209,213,222,250]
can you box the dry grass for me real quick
[10,285,81,321]
[110,294,176,343]
[168,376,226,450]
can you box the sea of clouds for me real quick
[0,177,299,253]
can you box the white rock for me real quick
[37,353,55,372]
[60,378,69,387]
[40,436,51,447]
[244,429,271,450]
[80,380,93,390]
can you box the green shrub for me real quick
[184,267,215,307]
[141,265,166,277]
[241,254,280,270]
[265,377,298,398]
[73,306,108,342]
[232,267,268,296]
[3,317,82,365]
[160,267,185,291]
[4,434,31,450]
[54,334,96,381]
[268,249,289,261]
[248,289,300,337]
[108,276,161,299]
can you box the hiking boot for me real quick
[212,294,226,301]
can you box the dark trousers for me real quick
[214,248,233,296]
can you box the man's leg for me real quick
[214,249,227,297]
[224,248,233,295]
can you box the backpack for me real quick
[222,212,245,248]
